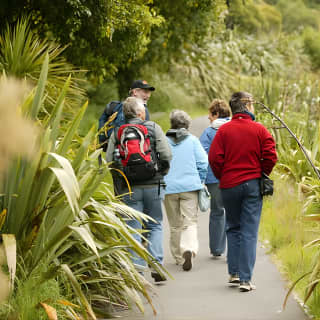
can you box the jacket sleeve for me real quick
[194,138,209,183]
[106,131,116,162]
[208,130,224,180]
[154,123,172,175]
[261,128,277,175]
[200,128,212,154]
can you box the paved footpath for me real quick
[111,116,309,320]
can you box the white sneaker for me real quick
[239,281,256,292]
[228,274,240,286]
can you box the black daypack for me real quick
[98,101,124,152]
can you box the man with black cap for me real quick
[106,96,171,282]
[98,80,156,195]
[98,80,155,151]
[129,80,155,107]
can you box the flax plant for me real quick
[0,55,165,319]
[256,99,320,314]
[0,16,85,116]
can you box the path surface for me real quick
[111,116,309,320]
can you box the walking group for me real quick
[100,80,277,292]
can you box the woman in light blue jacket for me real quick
[164,110,208,271]
[200,99,231,258]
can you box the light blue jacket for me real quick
[199,117,230,184]
[164,128,208,194]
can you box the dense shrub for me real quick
[303,27,320,70]
[276,0,319,33]
[226,0,281,34]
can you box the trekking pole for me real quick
[255,101,320,180]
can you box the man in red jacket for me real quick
[209,91,277,292]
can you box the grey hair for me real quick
[170,109,192,129]
[229,91,253,114]
[122,97,145,119]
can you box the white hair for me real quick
[123,97,145,119]
[170,109,192,129]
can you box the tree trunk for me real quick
[116,62,144,100]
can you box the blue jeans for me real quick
[123,185,165,268]
[221,179,262,282]
[207,183,226,255]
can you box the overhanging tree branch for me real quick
[255,101,320,180]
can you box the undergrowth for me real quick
[260,174,320,318]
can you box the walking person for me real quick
[99,79,155,150]
[200,99,231,258]
[164,110,208,271]
[209,92,277,292]
[106,97,172,282]
[99,80,155,195]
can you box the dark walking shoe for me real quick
[182,250,193,271]
[239,281,256,292]
[228,274,240,286]
[151,271,166,283]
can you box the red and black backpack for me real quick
[116,123,158,182]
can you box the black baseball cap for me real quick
[130,80,155,91]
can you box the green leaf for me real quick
[30,53,48,119]
[69,225,99,258]
[46,75,71,144]
[49,152,80,214]
[72,125,96,173]
[2,234,16,291]
[61,264,97,320]
[57,101,88,157]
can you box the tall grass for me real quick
[260,175,320,316]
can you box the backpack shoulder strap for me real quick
[141,121,157,153]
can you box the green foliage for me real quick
[226,0,282,34]
[0,0,227,94]
[79,80,119,137]
[0,265,63,320]
[303,27,320,70]
[0,16,85,115]
[276,0,319,33]
[254,75,320,182]
[148,0,226,59]
[0,54,166,319]
[167,30,308,107]
[114,0,226,93]
[303,0,320,9]
[0,0,164,79]
[260,178,320,317]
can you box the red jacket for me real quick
[208,113,277,189]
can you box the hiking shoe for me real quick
[151,271,166,283]
[239,281,256,292]
[182,250,193,271]
[228,274,240,286]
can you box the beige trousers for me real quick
[164,191,199,264]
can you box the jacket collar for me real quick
[210,117,230,129]
[128,117,144,124]
[232,112,255,121]
[166,128,190,144]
